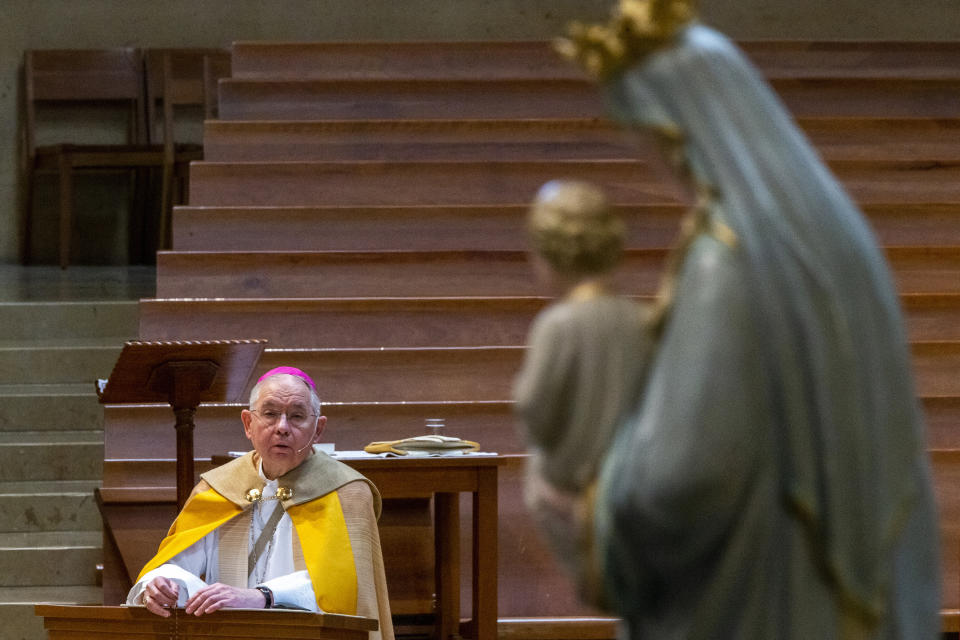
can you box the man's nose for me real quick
[274,413,291,433]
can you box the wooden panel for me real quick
[187,159,960,208]
[28,48,143,101]
[202,118,636,163]
[171,204,682,252]
[103,400,518,461]
[36,604,377,637]
[187,159,681,207]
[202,117,960,164]
[153,250,665,298]
[90,344,956,406]
[154,247,960,299]
[914,342,960,397]
[254,347,524,403]
[216,77,960,122]
[229,40,960,82]
[264,343,952,406]
[218,78,605,121]
[925,397,960,450]
[902,295,960,342]
[864,203,960,248]
[137,293,960,348]
[229,41,585,81]
[139,297,550,348]
[740,41,960,80]
[931,450,960,610]
[888,248,960,294]
[172,203,960,253]
[100,395,960,476]
[770,78,960,118]
[800,118,960,162]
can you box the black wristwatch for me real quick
[255,585,274,608]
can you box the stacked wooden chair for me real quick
[101,40,960,636]
[22,47,230,267]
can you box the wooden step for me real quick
[229,40,960,82]
[154,246,960,298]
[187,159,682,207]
[931,450,960,611]
[187,159,960,208]
[926,397,960,450]
[202,117,960,164]
[137,293,960,348]
[172,204,681,251]
[202,118,636,162]
[888,247,960,294]
[800,118,960,162]
[217,78,606,121]
[229,41,586,81]
[139,297,549,348]
[100,394,960,468]
[269,346,521,403]
[172,203,960,252]
[94,344,960,404]
[216,77,960,122]
[740,41,960,80]
[103,400,518,465]
[915,342,960,397]
[153,249,664,298]
[270,342,957,401]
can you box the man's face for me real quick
[241,376,326,479]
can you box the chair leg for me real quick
[58,154,72,270]
[21,165,35,265]
[158,161,174,252]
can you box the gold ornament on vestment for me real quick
[244,486,294,502]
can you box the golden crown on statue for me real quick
[555,0,697,80]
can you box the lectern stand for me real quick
[35,604,378,640]
[97,340,266,510]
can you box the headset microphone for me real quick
[295,424,319,455]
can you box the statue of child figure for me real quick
[513,179,652,600]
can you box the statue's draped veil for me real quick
[598,23,930,624]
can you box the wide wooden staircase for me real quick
[100,40,960,637]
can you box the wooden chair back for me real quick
[144,48,229,149]
[204,52,233,119]
[23,47,146,157]
[143,48,230,249]
[21,48,165,267]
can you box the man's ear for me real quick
[313,415,327,443]
[241,409,255,441]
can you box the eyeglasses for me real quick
[250,408,316,429]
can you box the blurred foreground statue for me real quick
[514,180,652,592]
[515,1,942,638]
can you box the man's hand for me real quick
[142,576,180,617]
[185,583,267,615]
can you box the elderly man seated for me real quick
[127,366,393,640]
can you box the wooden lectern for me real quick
[97,340,266,510]
[35,604,378,640]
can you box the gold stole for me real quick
[136,484,359,614]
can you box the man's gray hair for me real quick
[248,373,322,415]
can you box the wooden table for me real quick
[98,454,512,640]
[345,455,507,640]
